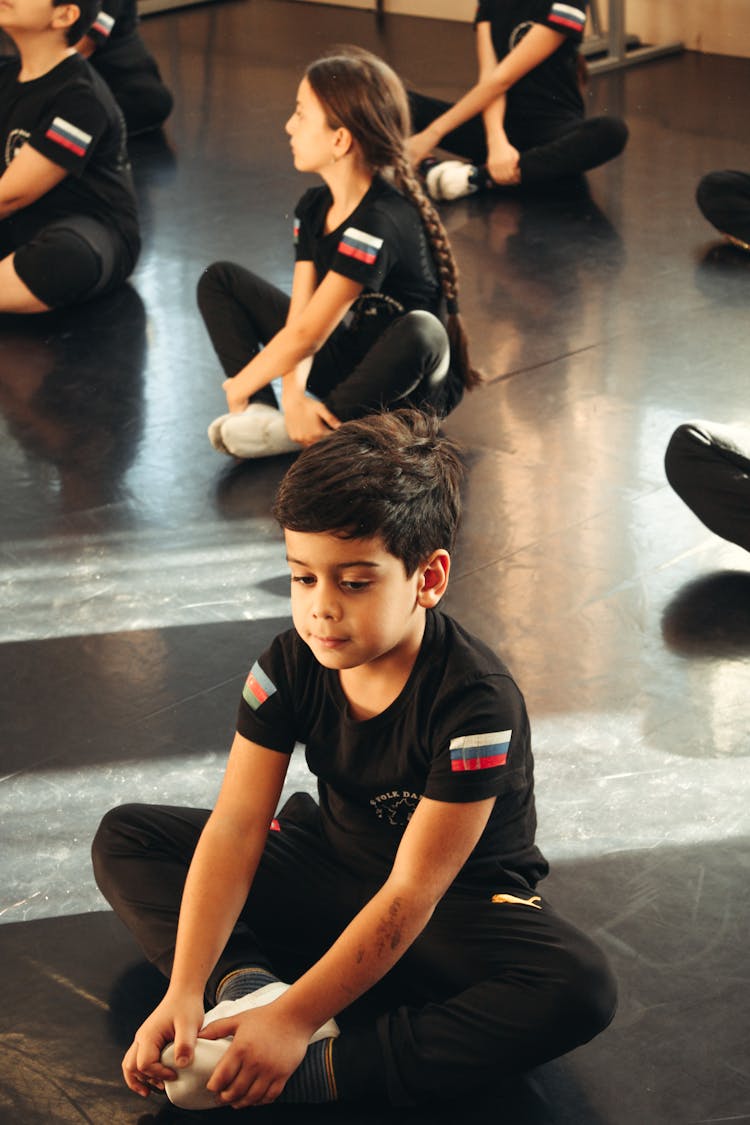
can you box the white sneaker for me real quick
[161,982,339,1110]
[208,402,300,459]
[425,160,479,202]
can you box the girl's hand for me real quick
[407,129,437,167]
[122,991,205,1098]
[486,141,521,185]
[282,395,340,446]
[201,1004,313,1108]
[222,377,250,414]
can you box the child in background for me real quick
[408,0,627,201]
[0,0,139,313]
[75,0,173,136]
[198,47,478,461]
[93,409,616,1111]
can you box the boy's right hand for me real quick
[122,991,205,1098]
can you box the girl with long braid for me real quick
[198,47,479,460]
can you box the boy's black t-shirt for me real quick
[294,175,443,315]
[236,609,549,891]
[475,0,586,124]
[0,54,139,252]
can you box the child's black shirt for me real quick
[475,0,587,124]
[237,609,549,891]
[0,54,139,251]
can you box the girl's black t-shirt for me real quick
[476,0,587,124]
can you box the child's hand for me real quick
[121,991,205,1098]
[200,1003,312,1108]
[486,141,521,185]
[222,377,250,414]
[283,395,340,446]
[407,130,435,167]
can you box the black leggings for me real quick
[665,421,750,551]
[196,261,461,420]
[409,90,628,185]
[92,794,617,1107]
[696,170,750,246]
[92,36,173,135]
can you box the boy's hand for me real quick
[121,992,205,1098]
[200,1003,312,1108]
[282,395,340,446]
[486,140,521,185]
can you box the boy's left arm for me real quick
[200,794,495,1108]
[0,144,67,218]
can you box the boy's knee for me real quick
[402,310,450,372]
[91,802,146,885]
[593,116,628,159]
[664,421,711,495]
[196,260,237,308]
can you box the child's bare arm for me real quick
[408,23,565,165]
[0,145,67,219]
[200,794,496,1108]
[121,735,290,1098]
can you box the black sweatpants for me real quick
[409,90,628,185]
[92,794,617,1107]
[665,421,750,552]
[696,170,750,246]
[196,262,461,420]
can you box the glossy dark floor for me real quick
[1,3,749,1123]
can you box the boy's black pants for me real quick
[408,90,628,185]
[92,794,617,1106]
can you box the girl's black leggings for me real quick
[92,794,617,1107]
[409,90,628,184]
[196,262,459,419]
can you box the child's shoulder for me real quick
[425,610,517,688]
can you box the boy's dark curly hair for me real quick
[53,0,100,45]
[272,409,464,576]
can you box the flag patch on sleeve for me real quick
[548,2,586,31]
[338,227,383,266]
[45,117,93,157]
[242,661,277,711]
[450,731,511,771]
[92,10,115,36]
[293,217,300,243]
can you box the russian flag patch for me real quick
[45,117,93,158]
[293,217,300,244]
[242,661,277,711]
[92,10,115,36]
[450,730,511,772]
[338,226,383,266]
[548,2,586,32]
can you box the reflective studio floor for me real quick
[1,2,749,1122]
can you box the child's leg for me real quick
[665,421,750,551]
[197,262,289,408]
[333,887,617,1105]
[1,216,136,315]
[515,115,628,185]
[309,310,456,422]
[93,40,173,135]
[696,170,750,248]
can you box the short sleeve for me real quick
[236,637,297,754]
[543,0,587,42]
[474,0,490,24]
[424,675,530,803]
[28,87,109,175]
[294,188,319,263]
[328,209,395,290]
[87,0,122,47]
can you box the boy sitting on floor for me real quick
[0,0,139,314]
[92,409,616,1110]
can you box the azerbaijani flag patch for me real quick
[45,117,93,158]
[338,226,383,266]
[450,731,511,772]
[548,2,586,32]
[242,661,277,711]
[91,10,115,36]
